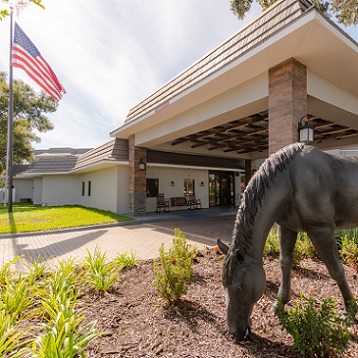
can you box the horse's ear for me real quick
[217,239,229,255]
[235,249,245,265]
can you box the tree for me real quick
[0,0,44,21]
[230,0,358,26]
[0,72,57,174]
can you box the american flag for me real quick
[11,23,66,102]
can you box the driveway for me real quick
[0,208,237,270]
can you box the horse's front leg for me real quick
[272,225,297,314]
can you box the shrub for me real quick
[152,229,196,304]
[293,232,317,267]
[264,227,280,258]
[277,293,355,357]
[339,234,358,271]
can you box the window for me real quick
[81,181,85,196]
[146,178,159,197]
[184,179,195,196]
[88,181,91,196]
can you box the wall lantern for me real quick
[200,181,205,187]
[170,180,175,187]
[298,115,314,143]
[138,158,146,170]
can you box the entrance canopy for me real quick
[111,0,358,160]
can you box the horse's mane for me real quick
[232,142,305,255]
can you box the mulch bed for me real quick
[84,252,358,357]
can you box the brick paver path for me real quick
[0,214,236,270]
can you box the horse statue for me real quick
[218,142,357,343]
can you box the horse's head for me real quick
[217,239,266,343]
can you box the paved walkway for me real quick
[0,208,237,271]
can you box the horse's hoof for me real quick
[271,303,279,316]
[237,327,252,345]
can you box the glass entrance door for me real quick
[209,171,234,207]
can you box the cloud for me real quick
[0,0,357,150]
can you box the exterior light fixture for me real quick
[298,115,314,143]
[138,158,146,170]
[170,180,175,187]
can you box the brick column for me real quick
[128,135,147,216]
[244,159,257,186]
[268,58,307,155]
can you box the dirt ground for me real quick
[84,250,358,358]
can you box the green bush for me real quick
[263,229,318,266]
[152,229,196,304]
[339,234,358,271]
[293,232,318,267]
[264,227,280,258]
[277,293,355,357]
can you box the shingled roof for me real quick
[72,138,128,171]
[15,147,92,175]
[124,0,313,124]
[13,139,129,177]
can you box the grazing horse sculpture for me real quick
[218,142,357,343]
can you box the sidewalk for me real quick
[0,207,237,270]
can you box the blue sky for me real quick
[0,1,357,150]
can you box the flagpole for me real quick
[5,10,14,212]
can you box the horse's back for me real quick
[279,145,358,229]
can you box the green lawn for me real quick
[0,204,133,234]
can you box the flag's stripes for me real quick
[12,47,62,101]
[11,23,65,102]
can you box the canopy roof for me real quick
[111,0,358,159]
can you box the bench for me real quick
[171,197,189,207]
[170,196,202,210]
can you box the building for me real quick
[12,0,358,216]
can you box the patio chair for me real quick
[188,195,202,210]
[155,194,170,213]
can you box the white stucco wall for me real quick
[42,176,79,206]
[13,179,33,202]
[145,166,209,212]
[33,177,43,205]
[116,166,129,214]
[79,165,129,214]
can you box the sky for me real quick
[0,0,357,150]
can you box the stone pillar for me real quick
[128,135,147,217]
[268,58,307,155]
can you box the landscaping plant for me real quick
[339,234,358,272]
[29,307,100,358]
[277,293,356,357]
[83,246,118,293]
[152,228,196,304]
[26,256,50,284]
[113,250,138,270]
[264,226,280,258]
[293,232,318,267]
[0,277,34,323]
[0,311,27,358]
[0,256,21,287]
